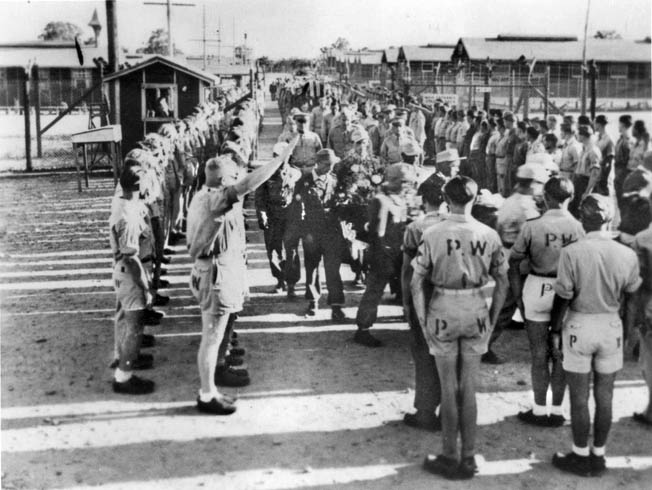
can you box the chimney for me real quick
[88,8,102,47]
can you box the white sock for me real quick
[532,403,547,417]
[550,405,564,416]
[592,445,605,457]
[199,389,219,403]
[114,368,132,383]
[572,444,590,457]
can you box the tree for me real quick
[257,56,271,69]
[136,28,184,55]
[593,30,622,40]
[331,37,350,51]
[38,21,83,41]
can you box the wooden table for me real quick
[71,125,122,192]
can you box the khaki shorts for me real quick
[422,288,491,357]
[523,274,556,322]
[563,311,623,374]
[113,259,146,311]
[189,257,247,315]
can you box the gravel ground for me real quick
[1,100,651,490]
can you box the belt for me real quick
[530,272,557,279]
[196,255,212,260]
[434,286,484,296]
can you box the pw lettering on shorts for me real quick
[540,282,553,297]
[570,334,577,348]
[477,317,487,333]
[435,318,448,335]
[114,279,121,288]
[191,274,201,291]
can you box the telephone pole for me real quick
[144,0,195,56]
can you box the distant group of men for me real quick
[108,74,652,481]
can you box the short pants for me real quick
[562,311,623,374]
[522,273,556,322]
[189,256,247,315]
[422,287,492,357]
[113,259,146,311]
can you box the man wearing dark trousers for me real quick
[354,163,416,347]
[284,149,347,320]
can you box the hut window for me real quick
[608,64,628,79]
[142,84,176,120]
[422,63,434,72]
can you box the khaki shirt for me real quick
[186,186,239,261]
[576,144,602,177]
[413,214,507,289]
[380,133,403,164]
[510,209,585,276]
[109,197,147,260]
[560,136,583,174]
[403,211,443,259]
[554,231,641,313]
[292,131,323,167]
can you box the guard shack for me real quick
[103,55,216,155]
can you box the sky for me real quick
[0,0,650,59]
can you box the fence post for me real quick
[544,66,550,120]
[33,65,42,158]
[468,72,474,109]
[509,70,514,111]
[22,68,32,172]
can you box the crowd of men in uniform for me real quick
[108,73,652,480]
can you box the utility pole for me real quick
[144,0,195,57]
[189,2,220,70]
[106,0,119,124]
[580,0,591,115]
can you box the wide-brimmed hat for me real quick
[315,148,341,166]
[400,138,422,156]
[436,149,464,164]
[516,162,550,183]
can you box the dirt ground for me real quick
[1,101,651,490]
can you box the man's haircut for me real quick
[544,177,574,203]
[443,176,478,205]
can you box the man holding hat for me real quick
[355,162,417,347]
[411,176,509,480]
[284,148,348,320]
[550,194,640,477]
[187,138,298,415]
[291,111,323,173]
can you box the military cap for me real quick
[595,114,608,126]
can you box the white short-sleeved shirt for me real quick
[510,209,585,276]
[554,231,641,313]
[412,214,507,289]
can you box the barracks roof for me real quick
[398,45,456,63]
[358,50,384,65]
[454,37,651,63]
[0,41,107,69]
[103,55,217,83]
[382,47,400,64]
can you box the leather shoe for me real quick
[153,294,169,307]
[215,365,250,387]
[353,329,383,347]
[331,306,347,322]
[196,396,236,415]
[141,333,156,348]
[112,375,155,395]
[404,412,441,431]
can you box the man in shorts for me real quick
[411,176,509,479]
[401,173,447,431]
[550,194,641,476]
[186,138,297,415]
[110,161,155,395]
[509,177,584,427]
